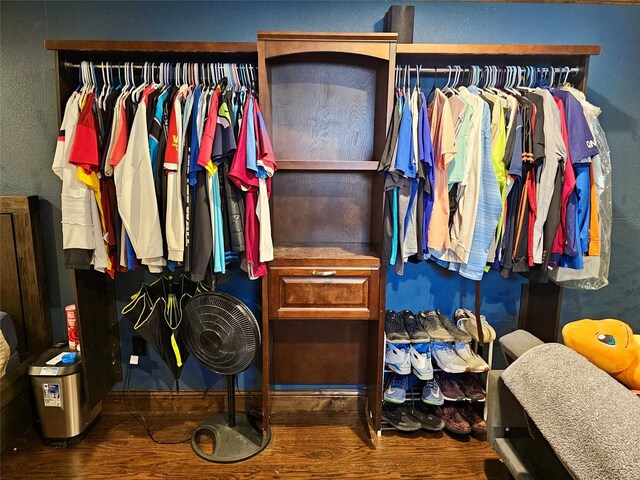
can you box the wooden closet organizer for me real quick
[45,35,600,436]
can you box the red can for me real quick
[65,305,79,351]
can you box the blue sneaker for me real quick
[385,342,411,375]
[410,342,434,380]
[421,377,444,406]
[384,373,409,404]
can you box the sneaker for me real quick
[438,311,472,343]
[436,372,466,401]
[431,342,470,373]
[385,310,410,343]
[401,310,430,343]
[419,311,454,342]
[454,342,490,373]
[459,404,486,434]
[409,343,433,380]
[421,378,444,406]
[385,342,411,375]
[410,402,445,431]
[434,405,471,435]
[455,309,497,343]
[459,373,486,402]
[384,373,409,404]
[382,404,421,432]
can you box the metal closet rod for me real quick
[63,61,258,70]
[401,66,579,74]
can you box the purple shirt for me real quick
[553,90,598,163]
[419,93,434,250]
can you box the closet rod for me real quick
[402,66,579,75]
[62,61,258,70]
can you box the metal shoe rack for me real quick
[379,333,495,435]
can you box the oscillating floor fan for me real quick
[180,291,271,462]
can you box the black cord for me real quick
[122,365,191,445]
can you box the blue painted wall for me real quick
[1,1,639,391]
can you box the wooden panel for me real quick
[396,43,601,55]
[73,269,120,410]
[0,197,51,357]
[264,41,391,61]
[271,172,373,244]
[258,32,398,42]
[277,160,378,171]
[0,387,32,453]
[261,275,271,432]
[268,267,378,320]
[0,215,26,351]
[272,244,379,267]
[518,282,564,343]
[269,59,376,162]
[272,320,369,384]
[45,39,257,53]
[367,267,386,432]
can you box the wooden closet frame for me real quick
[45,37,600,436]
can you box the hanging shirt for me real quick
[115,94,165,273]
[455,95,501,281]
[52,92,96,252]
[427,89,457,253]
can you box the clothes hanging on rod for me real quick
[378,64,611,289]
[52,61,275,281]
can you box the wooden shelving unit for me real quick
[45,35,601,436]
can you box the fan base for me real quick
[192,412,271,463]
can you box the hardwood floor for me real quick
[1,411,509,479]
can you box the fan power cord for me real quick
[122,365,192,445]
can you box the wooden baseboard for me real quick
[104,389,367,416]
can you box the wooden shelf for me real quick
[277,160,378,171]
[45,39,257,53]
[258,31,397,42]
[397,43,601,56]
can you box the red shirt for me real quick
[69,92,100,174]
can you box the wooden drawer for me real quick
[268,267,379,320]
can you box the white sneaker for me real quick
[453,342,490,373]
[410,343,433,380]
[430,342,469,373]
[385,342,411,375]
[455,309,496,342]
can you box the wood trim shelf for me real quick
[277,160,378,171]
[44,39,257,53]
[397,43,601,56]
[258,31,398,42]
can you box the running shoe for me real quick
[385,310,410,344]
[410,402,445,432]
[458,404,487,434]
[385,342,411,375]
[421,378,444,406]
[455,308,497,343]
[419,311,454,342]
[454,342,490,373]
[431,342,470,373]
[438,311,472,343]
[434,405,471,435]
[401,310,430,343]
[384,373,409,404]
[409,342,433,380]
[381,405,421,432]
[436,372,466,401]
[458,373,486,402]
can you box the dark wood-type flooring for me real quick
[1,411,509,479]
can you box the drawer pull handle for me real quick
[312,270,337,277]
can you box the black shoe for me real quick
[410,402,445,432]
[382,405,421,432]
[438,310,472,343]
[385,310,410,344]
[400,310,430,343]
